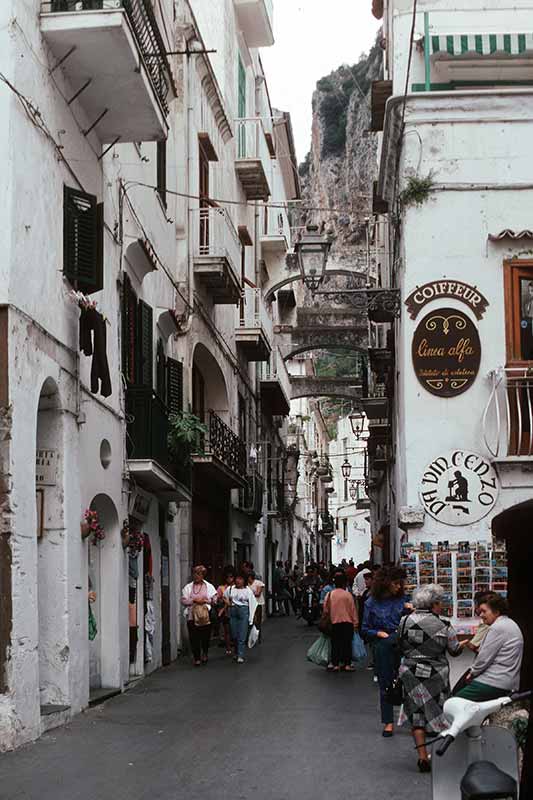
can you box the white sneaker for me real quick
[237,657,244,664]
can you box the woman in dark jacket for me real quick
[362,566,411,737]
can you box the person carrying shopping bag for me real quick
[224,573,258,664]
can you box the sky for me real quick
[261,0,380,163]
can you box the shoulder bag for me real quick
[384,615,408,706]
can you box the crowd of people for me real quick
[182,558,526,773]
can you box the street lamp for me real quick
[349,411,366,440]
[294,224,332,294]
[349,481,358,501]
[341,459,352,479]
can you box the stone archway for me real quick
[87,493,121,692]
[36,377,67,709]
[192,341,230,422]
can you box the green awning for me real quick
[429,33,533,58]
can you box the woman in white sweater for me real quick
[224,573,257,664]
[457,592,524,702]
[181,565,217,666]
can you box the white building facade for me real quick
[0,0,300,751]
[371,0,533,646]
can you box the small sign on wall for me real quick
[420,450,499,526]
[405,280,489,320]
[412,308,481,397]
[36,449,58,486]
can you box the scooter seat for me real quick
[460,760,518,800]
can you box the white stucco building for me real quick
[370,0,533,647]
[328,416,371,566]
[0,0,301,752]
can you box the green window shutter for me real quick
[137,299,153,387]
[166,357,183,416]
[121,273,137,385]
[63,186,103,294]
[156,337,167,400]
[238,56,247,157]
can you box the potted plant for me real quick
[82,509,105,545]
[168,411,208,459]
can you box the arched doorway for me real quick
[296,539,304,569]
[87,493,121,692]
[36,378,67,709]
[492,501,533,796]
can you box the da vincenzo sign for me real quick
[412,308,481,397]
[420,450,499,526]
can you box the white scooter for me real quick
[431,690,530,800]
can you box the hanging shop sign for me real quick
[420,450,499,526]
[412,307,481,397]
[36,449,58,486]
[405,280,489,321]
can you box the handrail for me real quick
[42,0,171,114]
[482,366,533,457]
[204,411,247,479]
[192,207,241,275]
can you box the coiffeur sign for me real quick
[412,308,481,397]
[420,450,499,526]
[405,280,489,320]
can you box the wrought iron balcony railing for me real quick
[197,411,247,480]
[239,470,264,518]
[483,367,533,458]
[43,0,171,115]
[126,387,191,488]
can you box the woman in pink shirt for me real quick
[324,572,359,672]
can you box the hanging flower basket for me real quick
[82,509,105,545]
[127,525,144,554]
[121,518,130,550]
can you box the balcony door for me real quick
[199,142,210,253]
[504,259,533,454]
[238,55,246,158]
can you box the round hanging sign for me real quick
[412,307,481,397]
[420,449,499,526]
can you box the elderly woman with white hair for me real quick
[398,583,462,773]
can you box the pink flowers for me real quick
[83,509,105,545]
[128,526,144,553]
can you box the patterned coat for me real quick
[398,610,462,732]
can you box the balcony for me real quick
[233,0,274,48]
[126,387,192,501]
[192,207,242,304]
[261,207,290,257]
[40,1,173,143]
[483,367,533,462]
[191,411,247,489]
[236,287,272,362]
[259,347,291,416]
[235,118,272,201]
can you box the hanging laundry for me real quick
[78,305,112,398]
[144,600,155,663]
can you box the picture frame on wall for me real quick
[36,488,44,538]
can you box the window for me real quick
[238,394,247,443]
[157,140,167,209]
[237,55,246,157]
[63,186,103,294]
[192,364,205,422]
[504,259,533,362]
[121,274,153,387]
[199,141,210,250]
[342,518,348,543]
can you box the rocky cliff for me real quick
[298,38,383,269]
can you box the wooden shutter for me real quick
[137,300,153,387]
[156,338,166,400]
[157,141,167,209]
[121,273,137,384]
[63,186,103,294]
[167,357,183,417]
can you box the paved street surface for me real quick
[0,619,430,800]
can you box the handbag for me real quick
[247,624,259,649]
[318,610,332,636]
[307,634,331,667]
[384,617,408,706]
[191,603,210,627]
[352,630,367,664]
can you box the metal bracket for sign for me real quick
[315,288,402,318]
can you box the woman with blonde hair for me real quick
[181,565,217,666]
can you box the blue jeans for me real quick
[374,636,397,724]
[230,605,249,658]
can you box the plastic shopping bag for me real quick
[307,634,331,667]
[247,624,259,649]
[352,630,367,665]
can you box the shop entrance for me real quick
[192,490,229,586]
[492,500,533,797]
[87,494,120,693]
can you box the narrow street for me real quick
[0,619,430,800]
